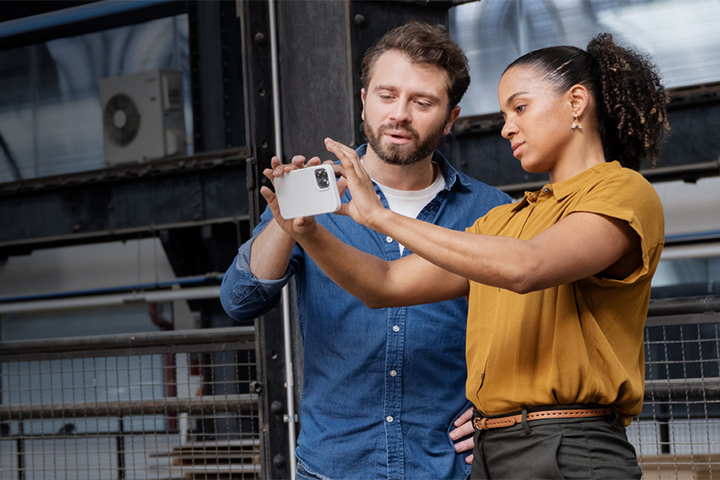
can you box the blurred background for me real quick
[0,1,719,478]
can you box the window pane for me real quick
[0,14,191,183]
[451,0,720,116]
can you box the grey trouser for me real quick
[471,409,642,479]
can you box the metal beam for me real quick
[0,285,223,315]
[0,0,187,50]
[0,148,249,257]
[0,395,258,420]
[0,325,256,362]
[453,82,720,191]
[644,378,720,402]
[648,295,720,318]
[646,295,720,327]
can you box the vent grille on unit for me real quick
[99,70,186,167]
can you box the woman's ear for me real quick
[569,84,590,118]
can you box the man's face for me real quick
[362,50,459,166]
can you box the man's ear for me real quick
[361,88,366,122]
[443,106,462,135]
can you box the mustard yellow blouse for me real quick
[465,161,665,426]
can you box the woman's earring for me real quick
[571,112,583,130]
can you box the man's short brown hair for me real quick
[360,21,470,111]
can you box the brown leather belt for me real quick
[473,407,613,430]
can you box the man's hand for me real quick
[260,155,323,237]
[449,406,475,464]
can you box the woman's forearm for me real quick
[366,207,640,294]
[295,223,391,305]
[367,209,535,292]
[293,220,468,308]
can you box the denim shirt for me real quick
[220,146,511,480]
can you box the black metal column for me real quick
[241,2,455,479]
[188,0,246,153]
[238,1,290,479]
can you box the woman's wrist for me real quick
[366,207,395,236]
[291,220,323,245]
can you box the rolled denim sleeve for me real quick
[220,235,293,323]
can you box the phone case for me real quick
[273,164,342,219]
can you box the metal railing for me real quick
[2,297,720,479]
[0,327,259,480]
[632,297,720,479]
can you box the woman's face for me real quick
[497,65,575,175]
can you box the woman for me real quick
[264,33,668,479]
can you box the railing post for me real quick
[117,415,125,479]
[17,421,24,480]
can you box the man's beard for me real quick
[365,119,447,166]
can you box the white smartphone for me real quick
[273,164,342,219]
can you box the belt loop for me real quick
[521,408,531,435]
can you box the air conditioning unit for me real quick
[99,70,186,167]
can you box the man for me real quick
[220,21,510,479]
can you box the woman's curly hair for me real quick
[505,33,669,171]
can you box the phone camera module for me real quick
[315,168,330,190]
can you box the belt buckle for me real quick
[473,417,488,430]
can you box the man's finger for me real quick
[453,437,474,454]
[260,185,276,205]
[455,407,474,427]
[291,155,306,166]
[450,420,475,440]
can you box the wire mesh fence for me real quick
[629,314,720,480]
[0,327,259,480]
[3,311,720,479]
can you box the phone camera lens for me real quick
[316,169,330,188]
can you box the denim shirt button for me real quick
[386,416,394,423]
[389,370,397,377]
[385,236,393,243]
[392,325,400,332]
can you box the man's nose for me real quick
[389,101,411,123]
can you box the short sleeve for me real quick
[570,169,665,284]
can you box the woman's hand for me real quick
[324,137,388,229]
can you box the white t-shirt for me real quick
[374,165,445,255]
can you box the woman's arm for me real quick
[324,138,642,294]
[259,158,469,308]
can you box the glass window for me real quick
[0,14,191,183]
[652,249,720,296]
[450,0,720,117]
[651,177,720,294]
